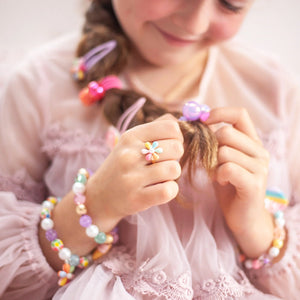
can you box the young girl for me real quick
[1,0,300,299]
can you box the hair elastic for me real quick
[79,75,123,106]
[71,40,117,81]
[179,100,210,122]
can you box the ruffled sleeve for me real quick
[0,192,57,299]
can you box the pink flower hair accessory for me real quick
[79,75,123,106]
[180,101,210,122]
[71,40,117,81]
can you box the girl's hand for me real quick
[86,114,184,231]
[40,115,184,271]
[205,107,274,258]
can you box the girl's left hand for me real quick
[205,107,274,258]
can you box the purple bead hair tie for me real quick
[179,100,211,122]
[71,40,117,81]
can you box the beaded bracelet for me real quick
[239,189,288,270]
[72,168,118,246]
[40,197,92,286]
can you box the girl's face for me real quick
[112,0,254,67]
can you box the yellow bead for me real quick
[47,197,57,205]
[105,233,114,244]
[58,277,68,286]
[76,204,87,215]
[273,239,284,249]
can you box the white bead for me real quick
[86,225,99,238]
[42,200,54,210]
[275,218,285,228]
[41,218,54,230]
[58,247,72,260]
[244,259,253,269]
[72,182,86,194]
[269,246,280,258]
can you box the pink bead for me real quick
[88,81,105,100]
[252,259,262,270]
[74,194,86,205]
[182,101,202,121]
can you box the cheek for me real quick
[209,16,246,41]
[133,0,180,21]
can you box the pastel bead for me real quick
[76,204,87,215]
[182,101,202,121]
[75,173,87,185]
[105,233,114,244]
[269,246,280,258]
[273,239,284,249]
[58,277,68,286]
[72,182,86,194]
[42,200,54,210]
[74,194,86,205]
[41,218,54,230]
[45,229,58,242]
[69,254,80,267]
[59,247,72,260]
[95,232,107,244]
[86,225,99,238]
[252,259,262,270]
[244,259,253,269]
[78,168,89,179]
[80,215,92,228]
[47,197,58,205]
[51,239,64,252]
[275,218,285,228]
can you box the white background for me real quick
[0,0,299,85]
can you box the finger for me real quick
[215,161,256,190]
[140,138,184,164]
[215,126,268,159]
[141,180,179,206]
[205,107,260,142]
[218,145,268,174]
[142,161,181,186]
[127,119,184,143]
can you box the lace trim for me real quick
[101,247,255,300]
[41,123,110,159]
[194,270,254,300]
[0,169,46,203]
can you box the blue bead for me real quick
[69,254,80,266]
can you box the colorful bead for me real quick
[51,239,64,252]
[40,208,51,219]
[241,189,288,270]
[69,254,80,267]
[78,257,90,269]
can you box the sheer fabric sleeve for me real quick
[246,76,300,300]
[0,55,58,299]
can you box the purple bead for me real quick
[79,214,92,228]
[182,101,202,121]
[45,229,58,242]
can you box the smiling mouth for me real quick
[153,24,198,47]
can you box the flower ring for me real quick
[141,141,163,163]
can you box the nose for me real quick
[171,0,212,37]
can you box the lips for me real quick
[153,24,198,47]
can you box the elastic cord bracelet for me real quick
[72,168,119,252]
[40,197,92,286]
[239,189,288,270]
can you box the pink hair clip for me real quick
[71,40,117,81]
[79,75,122,106]
[179,101,210,122]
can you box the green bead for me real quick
[75,173,87,184]
[95,232,107,244]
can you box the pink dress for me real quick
[0,33,300,300]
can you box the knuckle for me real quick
[171,140,184,158]
[218,146,230,162]
[220,162,235,178]
[237,107,249,120]
[165,120,182,138]
[160,182,178,202]
[218,126,233,141]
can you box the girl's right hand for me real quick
[86,115,184,231]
